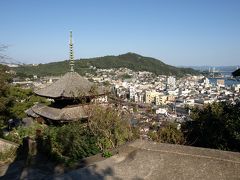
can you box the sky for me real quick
[0,0,240,66]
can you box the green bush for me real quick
[4,122,46,144]
[158,123,185,144]
[148,122,185,144]
[38,106,136,163]
[87,105,133,151]
[40,122,100,163]
[102,151,112,158]
[9,87,50,119]
[148,131,159,141]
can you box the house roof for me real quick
[28,103,89,121]
[34,72,106,99]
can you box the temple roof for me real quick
[26,103,89,121]
[34,72,106,99]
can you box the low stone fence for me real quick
[0,138,18,152]
[0,138,19,163]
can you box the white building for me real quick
[203,78,210,87]
[129,86,136,100]
[156,108,168,115]
[167,76,176,89]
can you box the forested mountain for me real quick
[13,53,199,77]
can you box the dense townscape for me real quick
[11,66,240,140]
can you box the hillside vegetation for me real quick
[13,53,199,77]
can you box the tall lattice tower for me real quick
[69,30,74,72]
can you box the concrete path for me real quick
[55,140,240,180]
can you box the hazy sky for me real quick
[1,0,240,66]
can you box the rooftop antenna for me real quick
[69,30,74,72]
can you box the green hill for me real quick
[13,53,199,77]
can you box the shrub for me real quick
[158,123,185,144]
[148,131,159,141]
[87,105,133,151]
[148,122,185,145]
[9,87,50,119]
[39,105,136,163]
[102,151,112,158]
[40,122,100,163]
[4,122,46,144]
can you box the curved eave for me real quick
[30,103,90,121]
[35,92,110,100]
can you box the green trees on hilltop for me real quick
[13,53,199,77]
[87,53,198,76]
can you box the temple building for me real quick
[26,31,108,123]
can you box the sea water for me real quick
[209,78,240,86]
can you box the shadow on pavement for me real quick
[1,136,117,180]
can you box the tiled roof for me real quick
[29,103,89,121]
[35,72,106,98]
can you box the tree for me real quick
[87,105,133,151]
[182,102,240,152]
[148,122,185,144]
[158,122,185,144]
[45,123,100,161]
[0,45,15,127]
[9,87,50,119]
[0,64,14,127]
